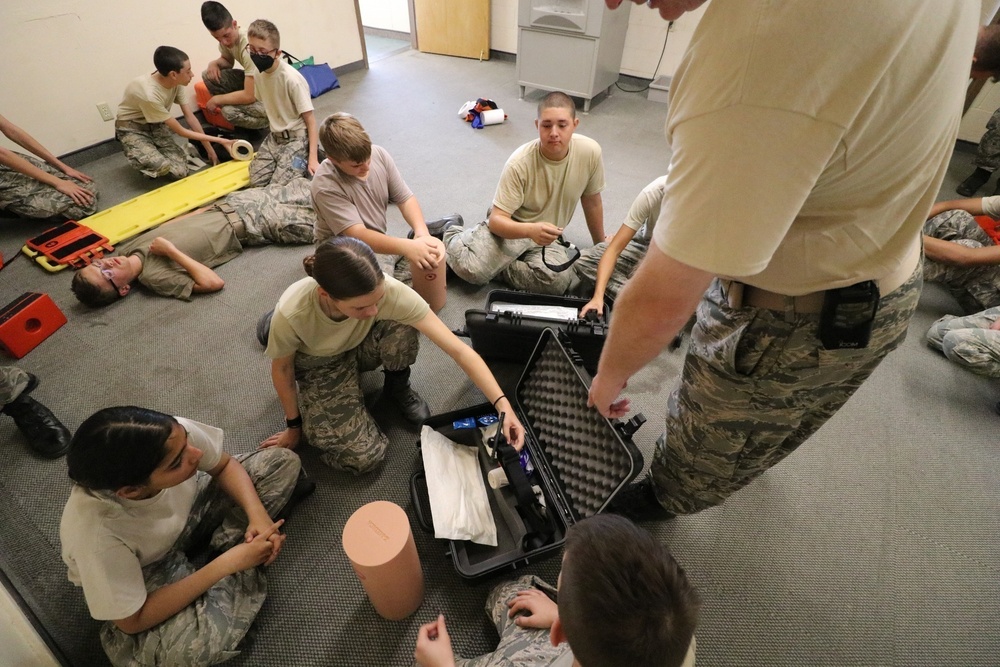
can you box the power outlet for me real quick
[96,103,114,122]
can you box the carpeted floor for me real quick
[0,50,998,667]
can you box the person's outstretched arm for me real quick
[412,311,524,448]
[0,114,94,183]
[147,237,225,293]
[0,115,95,206]
[581,224,639,317]
[165,105,235,165]
[589,244,713,418]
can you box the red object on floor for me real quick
[25,220,112,268]
[974,215,1000,246]
[0,293,67,359]
[195,80,236,131]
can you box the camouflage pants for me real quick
[975,107,1000,172]
[443,222,579,295]
[922,210,1000,314]
[225,178,316,246]
[249,133,309,188]
[456,576,570,667]
[0,366,30,405]
[0,153,98,220]
[294,319,420,474]
[926,307,1000,377]
[651,266,922,515]
[573,238,649,301]
[116,121,188,180]
[201,69,269,130]
[100,448,301,667]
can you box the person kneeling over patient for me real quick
[414,514,699,667]
[261,236,523,474]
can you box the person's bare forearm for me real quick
[343,224,411,256]
[0,147,65,188]
[398,196,429,235]
[597,246,712,387]
[488,209,533,239]
[581,193,605,243]
[211,89,256,106]
[303,111,318,165]
[592,227,636,304]
[1,122,64,169]
[214,456,272,524]
[923,234,1000,267]
[164,246,224,291]
[117,559,231,634]
[928,198,985,219]
[271,357,300,420]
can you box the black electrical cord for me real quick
[615,23,671,93]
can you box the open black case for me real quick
[411,329,645,579]
[459,289,612,375]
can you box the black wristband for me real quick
[286,415,303,429]
[492,395,506,409]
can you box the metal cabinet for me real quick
[516,0,631,112]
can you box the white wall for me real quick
[959,0,1000,142]
[490,0,705,80]
[0,1,364,156]
[358,0,410,33]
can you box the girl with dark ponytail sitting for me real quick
[261,236,523,474]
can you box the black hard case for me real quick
[411,329,644,580]
[462,289,612,375]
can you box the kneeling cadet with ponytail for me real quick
[261,236,524,473]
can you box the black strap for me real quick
[491,413,553,548]
[282,50,303,64]
[541,236,581,272]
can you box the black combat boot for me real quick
[3,393,71,459]
[383,368,431,424]
[406,214,464,240]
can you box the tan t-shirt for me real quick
[60,417,223,621]
[218,27,259,76]
[116,73,191,124]
[653,0,977,294]
[254,60,313,133]
[493,134,604,230]
[622,175,668,245]
[266,274,429,359]
[981,196,1000,219]
[311,146,414,244]
[116,209,243,300]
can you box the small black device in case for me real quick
[819,280,880,350]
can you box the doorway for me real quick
[357,0,413,64]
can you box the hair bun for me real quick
[303,254,316,277]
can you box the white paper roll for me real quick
[481,108,505,126]
[230,139,254,161]
[487,467,509,489]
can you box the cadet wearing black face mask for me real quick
[248,51,275,72]
[243,19,320,188]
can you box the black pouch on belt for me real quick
[819,280,880,350]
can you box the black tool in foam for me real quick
[490,412,553,552]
